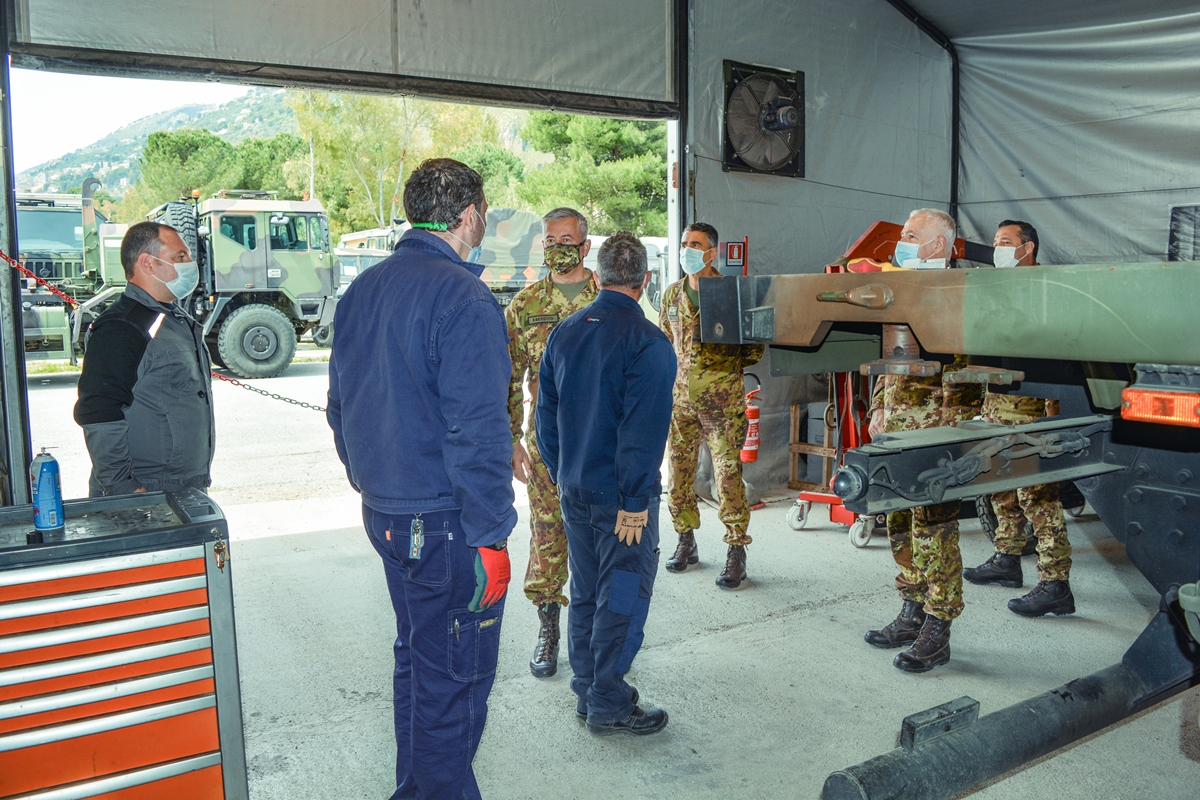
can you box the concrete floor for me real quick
[26,362,1200,799]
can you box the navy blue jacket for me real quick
[535,290,676,513]
[327,229,516,548]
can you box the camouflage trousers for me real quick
[887,501,963,621]
[991,483,1072,582]
[522,429,569,607]
[666,400,751,545]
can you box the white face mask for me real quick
[679,247,710,275]
[992,246,1018,268]
[151,255,200,299]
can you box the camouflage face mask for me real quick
[544,243,584,274]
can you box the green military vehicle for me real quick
[149,190,337,378]
[17,178,127,363]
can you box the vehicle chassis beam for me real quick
[823,587,1200,800]
[832,414,1120,515]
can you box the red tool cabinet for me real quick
[0,490,246,799]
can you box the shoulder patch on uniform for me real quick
[667,307,679,321]
[527,314,560,325]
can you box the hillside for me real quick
[17,88,296,194]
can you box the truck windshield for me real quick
[17,208,82,251]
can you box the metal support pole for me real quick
[0,1,32,504]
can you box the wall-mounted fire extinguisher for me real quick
[740,373,762,464]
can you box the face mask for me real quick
[151,255,199,299]
[893,237,941,268]
[679,247,710,275]
[992,245,1019,268]
[444,208,486,263]
[544,243,584,275]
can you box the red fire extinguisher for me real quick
[741,374,762,464]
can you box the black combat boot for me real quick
[665,531,699,572]
[864,599,927,649]
[893,616,952,673]
[1008,580,1075,617]
[715,545,747,589]
[529,603,560,678]
[963,552,1023,588]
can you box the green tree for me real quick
[517,113,666,236]
[138,129,242,204]
[450,143,525,209]
[287,91,435,234]
[237,133,307,197]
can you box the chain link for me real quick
[210,370,326,412]
[1,246,79,307]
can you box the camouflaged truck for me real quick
[17,178,128,362]
[149,190,337,378]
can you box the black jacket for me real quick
[74,283,215,496]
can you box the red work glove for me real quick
[469,546,511,612]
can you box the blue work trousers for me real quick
[560,493,660,725]
[363,505,504,800]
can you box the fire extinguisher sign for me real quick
[726,241,744,267]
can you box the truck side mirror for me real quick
[197,225,210,238]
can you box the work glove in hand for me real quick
[469,546,511,612]
[614,509,649,546]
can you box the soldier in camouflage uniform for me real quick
[507,207,598,678]
[963,220,1076,617]
[864,209,982,673]
[660,223,763,589]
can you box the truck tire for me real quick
[312,323,333,348]
[159,202,199,264]
[976,494,1038,556]
[216,304,296,379]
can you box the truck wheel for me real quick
[160,202,199,264]
[975,494,1037,556]
[216,304,296,378]
[312,324,333,348]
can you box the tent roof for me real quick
[905,0,1199,39]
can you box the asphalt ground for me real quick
[26,358,1200,799]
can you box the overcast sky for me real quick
[10,68,251,173]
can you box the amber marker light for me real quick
[1121,387,1200,428]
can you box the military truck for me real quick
[336,208,668,315]
[149,190,337,378]
[17,178,128,362]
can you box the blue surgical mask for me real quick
[449,208,486,263]
[679,247,710,275]
[893,240,919,267]
[151,255,199,300]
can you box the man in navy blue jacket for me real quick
[328,158,515,799]
[536,231,676,735]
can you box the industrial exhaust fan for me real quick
[723,60,804,177]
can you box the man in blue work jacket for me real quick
[536,231,677,735]
[328,158,515,799]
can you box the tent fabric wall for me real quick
[954,11,1200,263]
[688,0,953,492]
[12,0,674,110]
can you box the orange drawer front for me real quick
[0,588,209,637]
[0,617,211,670]
[0,677,216,736]
[91,763,225,800]
[0,705,219,796]
[0,558,206,604]
[0,646,214,703]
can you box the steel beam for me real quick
[832,415,1119,515]
[698,265,1200,367]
